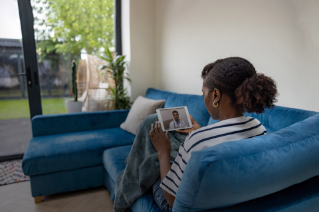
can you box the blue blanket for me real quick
[114,114,187,212]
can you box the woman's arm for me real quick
[158,151,176,206]
[150,121,176,207]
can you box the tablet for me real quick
[156,106,193,132]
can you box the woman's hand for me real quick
[176,115,201,134]
[150,121,176,207]
[150,121,170,155]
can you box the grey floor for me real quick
[0,118,32,157]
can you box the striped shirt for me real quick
[160,116,267,196]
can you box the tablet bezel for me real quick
[156,106,193,132]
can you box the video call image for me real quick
[160,108,190,130]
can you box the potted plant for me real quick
[100,48,132,110]
[66,61,82,113]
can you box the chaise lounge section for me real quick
[23,88,319,211]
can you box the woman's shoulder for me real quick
[183,116,264,152]
[186,116,262,142]
[200,116,258,130]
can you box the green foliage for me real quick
[0,98,67,120]
[71,60,78,101]
[32,0,114,61]
[100,48,132,110]
[108,85,131,110]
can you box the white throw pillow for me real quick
[120,96,165,135]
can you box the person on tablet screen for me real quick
[169,110,187,129]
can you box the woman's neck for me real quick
[219,105,244,121]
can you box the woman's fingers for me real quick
[152,121,166,137]
[150,124,154,139]
[190,115,197,124]
[158,122,164,133]
[154,121,158,133]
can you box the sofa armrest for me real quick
[32,110,130,137]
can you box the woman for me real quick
[150,57,277,211]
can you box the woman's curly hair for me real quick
[201,57,277,113]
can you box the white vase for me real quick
[66,100,82,113]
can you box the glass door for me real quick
[0,0,117,161]
[30,0,115,113]
[0,0,41,160]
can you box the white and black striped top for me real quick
[160,116,267,196]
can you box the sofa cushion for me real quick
[102,145,162,212]
[23,128,135,176]
[165,93,210,127]
[173,113,319,211]
[102,145,132,183]
[120,96,165,135]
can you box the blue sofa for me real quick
[22,88,319,211]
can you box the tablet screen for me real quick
[159,107,190,130]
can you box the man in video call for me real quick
[169,110,187,130]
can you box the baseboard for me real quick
[0,154,24,162]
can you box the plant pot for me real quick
[66,100,82,113]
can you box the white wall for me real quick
[0,0,22,39]
[154,0,319,112]
[122,0,156,101]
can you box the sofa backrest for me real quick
[146,88,318,132]
[145,88,175,105]
[145,88,211,127]
[207,106,318,133]
[173,113,319,211]
[244,106,318,133]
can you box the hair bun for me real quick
[235,73,278,113]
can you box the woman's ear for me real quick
[213,89,221,103]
